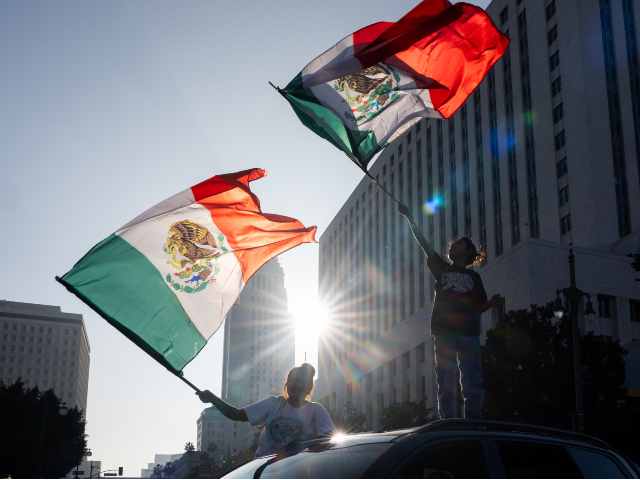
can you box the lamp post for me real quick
[37,393,69,478]
[553,249,597,434]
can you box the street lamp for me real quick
[555,248,596,434]
[37,395,69,478]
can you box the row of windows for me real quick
[2,323,79,336]
[597,295,640,325]
[1,334,78,346]
[0,345,77,357]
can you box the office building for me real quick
[141,453,183,478]
[219,257,295,450]
[0,300,90,412]
[314,0,640,428]
[196,405,254,461]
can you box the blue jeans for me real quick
[434,335,484,419]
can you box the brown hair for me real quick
[283,363,316,401]
[449,236,486,268]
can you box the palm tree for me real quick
[184,441,196,476]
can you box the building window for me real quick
[557,157,568,178]
[629,300,640,323]
[559,185,570,205]
[555,130,566,150]
[561,214,572,234]
[553,103,564,123]
[551,77,562,97]
[546,0,556,21]
[549,50,560,71]
[407,131,412,144]
[500,6,508,25]
[630,300,640,323]
[598,295,612,318]
[548,24,558,45]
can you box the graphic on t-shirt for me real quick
[266,416,303,446]
[440,272,474,293]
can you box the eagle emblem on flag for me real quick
[334,64,401,122]
[163,220,228,294]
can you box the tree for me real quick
[150,464,164,479]
[328,402,367,434]
[234,427,262,464]
[0,378,86,478]
[482,302,640,463]
[631,248,640,272]
[184,441,195,477]
[379,397,437,430]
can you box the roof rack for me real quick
[412,419,609,449]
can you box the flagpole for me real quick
[268,81,403,209]
[360,165,402,206]
[175,372,201,393]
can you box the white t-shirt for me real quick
[244,396,335,457]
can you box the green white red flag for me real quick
[58,169,316,373]
[281,0,509,170]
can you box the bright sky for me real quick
[0,0,489,475]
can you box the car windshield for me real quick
[223,443,393,479]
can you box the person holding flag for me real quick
[398,203,502,420]
[197,363,336,456]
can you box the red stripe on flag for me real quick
[192,169,317,283]
[352,22,395,54]
[358,0,451,55]
[387,3,510,118]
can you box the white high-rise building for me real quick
[0,301,90,412]
[314,0,640,429]
[218,257,296,451]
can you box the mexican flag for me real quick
[58,169,316,374]
[281,0,509,170]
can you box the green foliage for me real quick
[327,402,367,434]
[150,461,175,479]
[0,378,86,478]
[184,441,196,453]
[482,302,640,464]
[379,397,437,430]
[234,427,262,464]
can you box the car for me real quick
[221,419,640,479]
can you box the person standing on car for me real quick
[398,203,502,419]
[197,362,335,456]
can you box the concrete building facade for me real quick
[196,406,254,461]
[219,257,296,451]
[0,301,90,412]
[314,0,640,429]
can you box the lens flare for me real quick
[424,194,444,214]
[522,109,535,125]
[504,134,516,148]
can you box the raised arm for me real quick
[398,203,435,258]
[197,390,249,422]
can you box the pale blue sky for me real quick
[0,0,489,474]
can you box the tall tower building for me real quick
[0,301,91,413]
[314,0,640,428]
[219,257,295,448]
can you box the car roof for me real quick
[410,419,610,449]
[264,419,610,460]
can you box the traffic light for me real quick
[118,467,123,476]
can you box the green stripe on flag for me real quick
[59,234,206,373]
[282,88,382,169]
